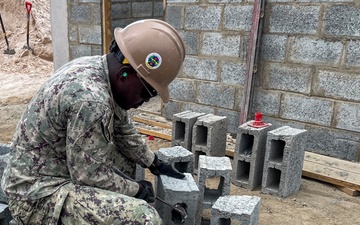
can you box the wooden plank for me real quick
[304,151,360,176]
[335,185,360,196]
[133,116,172,129]
[302,158,360,191]
[102,0,112,54]
[137,128,172,141]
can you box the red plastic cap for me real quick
[248,112,270,128]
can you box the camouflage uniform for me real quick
[1,55,161,225]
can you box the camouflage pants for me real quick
[9,183,162,225]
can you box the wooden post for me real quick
[102,0,112,54]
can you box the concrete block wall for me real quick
[232,120,273,190]
[51,0,164,70]
[163,0,360,162]
[261,126,307,198]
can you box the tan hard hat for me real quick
[114,19,185,103]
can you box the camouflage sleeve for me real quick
[112,107,155,168]
[66,101,139,197]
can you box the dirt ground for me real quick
[1,1,360,225]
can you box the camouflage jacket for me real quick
[1,55,155,201]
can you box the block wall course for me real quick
[201,32,241,57]
[324,5,360,37]
[164,5,184,29]
[197,82,236,109]
[168,78,197,102]
[281,94,333,126]
[264,63,312,94]
[224,5,254,31]
[220,60,246,85]
[252,89,281,117]
[132,2,153,17]
[79,25,102,44]
[269,5,320,34]
[111,3,132,19]
[313,70,360,101]
[260,35,287,61]
[185,6,222,31]
[183,57,218,81]
[178,31,199,55]
[69,4,91,23]
[289,37,343,65]
[346,40,360,67]
[335,102,360,133]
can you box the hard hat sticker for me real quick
[145,53,162,70]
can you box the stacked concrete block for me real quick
[155,173,199,225]
[156,146,194,174]
[211,195,261,225]
[261,126,307,198]
[172,111,206,152]
[192,114,228,171]
[232,120,273,190]
[196,155,232,225]
[135,164,145,181]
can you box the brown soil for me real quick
[1,1,360,224]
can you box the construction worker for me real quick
[1,19,185,225]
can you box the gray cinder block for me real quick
[172,111,206,152]
[261,126,307,198]
[211,195,261,225]
[135,164,145,182]
[196,156,232,225]
[232,120,273,190]
[192,114,228,172]
[155,173,199,225]
[156,146,194,174]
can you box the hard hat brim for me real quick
[114,27,170,103]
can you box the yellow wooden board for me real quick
[302,152,360,191]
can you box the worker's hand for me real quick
[135,180,155,203]
[149,155,185,179]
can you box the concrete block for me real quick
[172,111,206,152]
[192,115,228,170]
[220,61,246,86]
[178,31,199,55]
[196,156,232,224]
[260,35,287,61]
[281,94,333,126]
[183,56,218,81]
[217,109,240,135]
[135,164,145,181]
[185,5,222,31]
[335,102,360,133]
[264,63,312,94]
[79,25,102,45]
[69,4,91,23]
[324,5,360,37]
[132,2,153,17]
[201,32,241,57]
[289,37,343,65]
[111,3,131,19]
[168,79,197,102]
[211,195,261,225]
[261,126,307,198]
[232,121,273,190]
[197,83,236,109]
[346,40,360,66]
[314,70,360,102]
[270,5,320,34]
[252,90,281,117]
[155,173,199,225]
[156,146,194,174]
[165,5,184,29]
[224,5,253,31]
